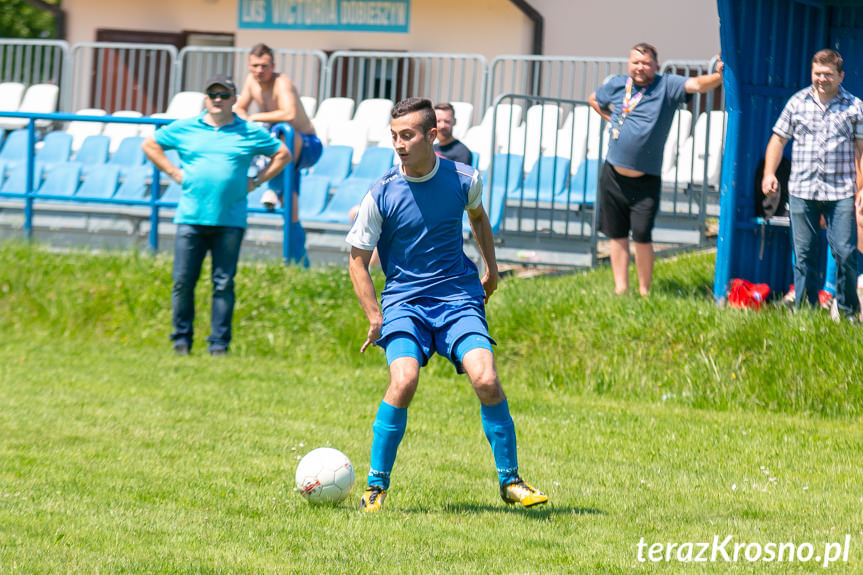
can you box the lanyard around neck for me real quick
[620,77,647,125]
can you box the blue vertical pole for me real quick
[23,120,36,240]
[271,123,296,264]
[148,162,161,252]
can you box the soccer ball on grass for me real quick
[295,447,355,504]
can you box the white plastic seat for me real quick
[329,122,370,165]
[311,97,355,146]
[163,91,206,118]
[0,82,25,112]
[348,98,394,148]
[464,103,524,171]
[0,83,60,130]
[300,96,317,118]
[556,105,608,173]
[102,110,143,153]
[514,103,562,168]
[65,108,107,152]
[664,110,726,187]
[450,101,474,141]
[661,109,693,177]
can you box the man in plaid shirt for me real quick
[763,49,863,320]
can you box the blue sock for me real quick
[368,401,407,490]
[481,399,519,486]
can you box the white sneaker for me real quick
[261,189,281,211]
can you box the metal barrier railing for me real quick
[0,111,296,261]
[487,55,628,108]
[177,47,327,103]
[67,42,178,115]
[326,51,487,124]
[0,38,67,87]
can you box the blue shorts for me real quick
[378,298,496,374]
[265,132,323,195]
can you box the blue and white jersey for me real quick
[346,157,484,310]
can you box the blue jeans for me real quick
[171,224,245,351]
[789,195,858,316]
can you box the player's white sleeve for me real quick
[465,170,483,210]
[345,192,382,251]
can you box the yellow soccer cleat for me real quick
[359,486,387,512]
[500,478,548,508]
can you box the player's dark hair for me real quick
[632,42,658,63]
[434,102,455,115]
[812,49,843,74]
[250,43,274,60]
[392,98,436,133]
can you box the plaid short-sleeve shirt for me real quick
[773,85,863,201]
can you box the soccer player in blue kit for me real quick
[347,98,547,512]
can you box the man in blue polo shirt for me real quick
[589,43,723,296]
[347,97,547,512]
[142,75,291,356]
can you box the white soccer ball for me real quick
[295,447,355,504]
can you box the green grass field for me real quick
[1,241,862,573]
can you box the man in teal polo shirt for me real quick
[143,75,291,356]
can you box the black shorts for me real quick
[598,161,661,243]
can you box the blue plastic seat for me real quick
[568,158,600,205]
[298,174,331,220]
[114,166,154,201]
[74,134,110,167]
[38,162,82,197]
[352,147,395,181]
[518,156,571,203]
[36,131,73,167]
[0,129,31,165]
[306,144,353,184]
[107,136,146,174]
[1,163,44,195]
[160,180,182,205]
[305,178,374,224]
[76,164,120,199]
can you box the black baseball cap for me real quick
[204,74,237,94]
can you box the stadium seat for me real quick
[311,97,355,145]
[1,163,44,195]
[106,136,146,175]
[0,83,59,130]
[666,110,726,188]
[481,153,525,233]
[661,108,693,178]
[305,178,374,224]
[73,134,110,167]
[351,146,395,181]
[163,91,206,118]
[38,161,82,197]
[160,180,182,205]
[504,104,563,169]
[114,166,154,201]
[517,155,571,203]
[35,130,73,168]
[102,111,143,153]
[65,108,107,151]
[298,174,331,220]
[450,101,474,141]
[349,98,394,147]
[0,82,25,113]
[463,103,523,171]
[328,121,369,165]
[568,158,600,205]
[305,144,353,184]
[76,164,120,199]
[0,129,32,166]
[300,96,317,118]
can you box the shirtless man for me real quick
[235,43,322,265]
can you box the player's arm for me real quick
[233,74,254,119]
[467,181,499,302]
[588,91,611,122]
[248,76,296,124]
[248,143,292,192]
[349,247,382,353]
[762,134,788,196]
[141,137,182,184]
[685,56,724,94]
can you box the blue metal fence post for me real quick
[148,163,161,252]
[23,120,37,240]
[270,123,296,264]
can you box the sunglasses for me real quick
[207,90,233,100]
